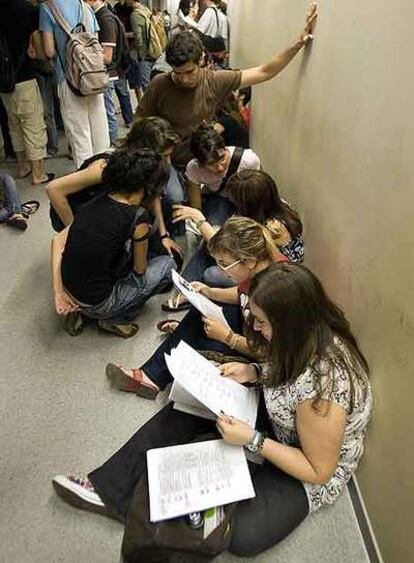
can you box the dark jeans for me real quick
[113,78,133,127]
[89,399,309,557]
[0,98,15,157]
[34,71,59,155]
[202,192,236,227]
[141,304,243,389]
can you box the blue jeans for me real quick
[113,78,133,127]
[0,173,22,221]
[162,166,187,236]
[79,255,175,324]
[202,192,236,227]
[139,59,154,91]
[103,82,119,144]
[141,304,243,389]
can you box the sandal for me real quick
[106,364,159,399]
[21,200,40,215]
[156,319,180,334]
[6,214,28,231]
[32,172,55,186]
[97,320,139,338]
[161,296,191,312]
[63,312,84,336]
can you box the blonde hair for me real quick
[208,216,282,264]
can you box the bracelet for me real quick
[160,233,170,240]
[229,333,239,350]
[224,329,234,346]
[195,217,207,229]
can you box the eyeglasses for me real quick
[217,259,242,271]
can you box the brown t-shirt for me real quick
[136,68,242,167]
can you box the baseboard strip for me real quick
[348,476,384,563]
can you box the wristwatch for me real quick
[245,430,265,454]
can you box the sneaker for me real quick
[52,475,108,515]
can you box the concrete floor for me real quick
[0,152,370,563]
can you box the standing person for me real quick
[84,0,122,144]
[217,0,229,52]
[135,3,318,170]
[0,0,53,185]
[39,0,110,169]
[129,0,164,93]
[196,0,221,38]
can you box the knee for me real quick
[229,529,263,558]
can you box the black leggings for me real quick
[89,398,309,557]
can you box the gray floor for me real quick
[0,153,370,563]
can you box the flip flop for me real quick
[21,200,40,215]
[6,215,28,231]
[156,319,180,334]
[161,297,191,312]
[32,172,55,186]
[63,312,84,336]
[98,320,139,338]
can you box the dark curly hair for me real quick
[166,31,203,67]
[247,263,369,413]
[124,117,180,153]
[102,149,170,207]
[190,123,225,164]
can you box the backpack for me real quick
[46,0,109,96]
[113,14,132,73]
[0,30,16,93]
[137,7,166,60]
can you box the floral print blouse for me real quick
[262,347,372,512]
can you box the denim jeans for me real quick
[141,304,243,389]
[139,59,154,91]
[34,71,59,155]
[202,192,236,227]
[79,255,175,324]
[89,400,309,557]
[104,82,119,144]
[0,173,22,221]
[162,166,187,236]
[113,78,133,127]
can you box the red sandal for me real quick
[105,364,159,399]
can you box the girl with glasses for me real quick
[104,216,286,398]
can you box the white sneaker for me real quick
[52,475,108,515]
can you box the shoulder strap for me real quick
[211,7,220,33]
[80,0,89,30]
[218,147,244,192]
[45,0,72,36]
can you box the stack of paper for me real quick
[172,270,230,329]
[147,439,255,522]
[166,340,259,427]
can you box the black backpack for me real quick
[0,30,16,94]
[113,13,132,73]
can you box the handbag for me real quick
[122,475,237,563]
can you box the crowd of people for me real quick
[0,0,373,560]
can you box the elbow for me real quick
[311,467,336,486]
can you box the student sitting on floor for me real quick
[0,172,39,231]
[185,123,260,227]
[51,149,176,338]
[46,117,184,263]
[161,124,261,312]
[165,168,305,313]
[52,262,372,559]
[104,216,286,394]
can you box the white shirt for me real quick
[197,6,220,37]
[186,147,261,193]
[217,9,229,40]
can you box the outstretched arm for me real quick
[240,3,317,89]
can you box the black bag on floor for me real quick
[122,474,237,563]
